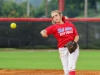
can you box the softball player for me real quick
[40,10,79,75]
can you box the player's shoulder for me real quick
[46,24,56,29]
[50,24,58,27]
[65,21,74,26]
[65,21,73,24]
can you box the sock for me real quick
[69,71,75,75]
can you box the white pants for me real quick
[58,46,79,75]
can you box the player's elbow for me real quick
[77,35,79,39]
[76,35,79,40]
[40,30,48,38]
[74,35,79,43]
[76,35,79,38]
[41,34,48,38]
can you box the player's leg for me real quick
[58,48,69,75]
[68,46,79,75]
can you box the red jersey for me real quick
[45,21,78,48]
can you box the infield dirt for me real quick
[0,69,100,75]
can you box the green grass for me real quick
[0,50,62,70]
[0,48,100,70]
[77,50,100,70]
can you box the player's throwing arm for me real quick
[40,30,48,38]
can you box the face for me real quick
[51,12,62,23]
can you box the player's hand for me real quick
[40,30,48,38]
[64,41,77,54]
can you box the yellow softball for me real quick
[10,23,17,29]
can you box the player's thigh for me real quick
[58,47,69,57]
[68,46,79,63]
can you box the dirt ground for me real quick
[0,69,100,75]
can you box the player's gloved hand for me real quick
[64,41,77,54]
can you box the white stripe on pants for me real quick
[58,46,79,75]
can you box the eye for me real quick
[55,15,58,17]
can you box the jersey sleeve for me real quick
[45,25,55,35]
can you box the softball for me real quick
[10,23,17,29]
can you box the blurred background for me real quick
[0,0,100,49]
[0,0,100,18]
